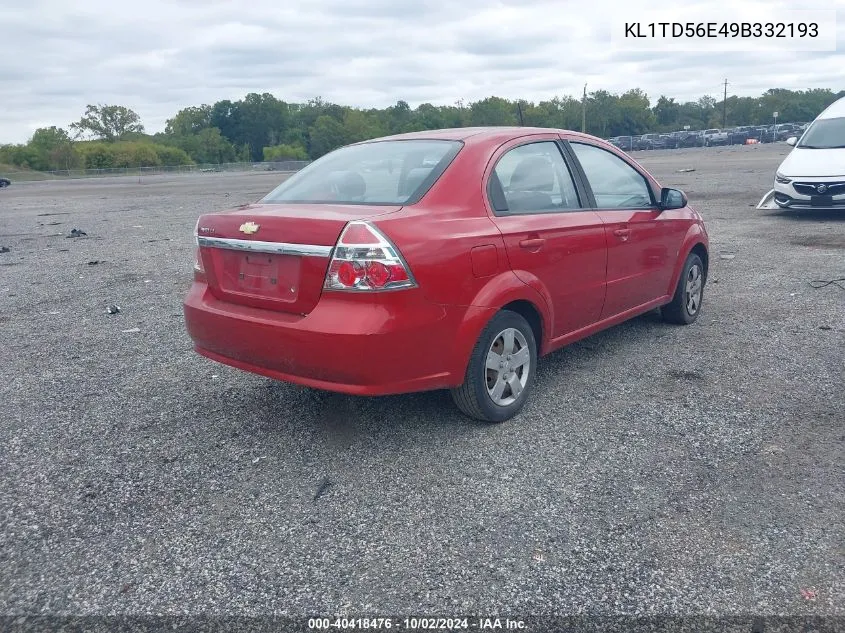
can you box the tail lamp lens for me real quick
[324,221,416,291]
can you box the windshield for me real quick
[798,117,845,149]
[262,139,463,205]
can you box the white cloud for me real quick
[0,0,843,143]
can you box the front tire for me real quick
[662,252,705,325]
[450,310,537,423]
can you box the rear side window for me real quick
[570,142,654,209]
[262,139,462,205]
[488,141,581,215]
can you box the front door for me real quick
[567,140,688,318]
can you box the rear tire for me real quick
[662,252,705,325]
[450,310,537,423]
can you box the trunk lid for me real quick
[196,202,402,314]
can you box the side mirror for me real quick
[659,187,687,211]
[786,137,798,146]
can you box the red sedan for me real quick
[184,127,709,422]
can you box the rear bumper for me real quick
[184,283,492,396]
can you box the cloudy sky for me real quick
[2,0,843,143]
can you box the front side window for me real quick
[570,142,654,209]
[798,117,845,149]
[262,139,462,205]
[487,141,581,215]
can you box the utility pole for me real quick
[582,84,587,133]
[722,78,729,128]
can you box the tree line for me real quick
[1,87,842,172]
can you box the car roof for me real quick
[358,126,609,147]
[818,96,845,119]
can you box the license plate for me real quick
[216,251,300,300]
[810,195,833,207]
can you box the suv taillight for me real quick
[324,221,416,291]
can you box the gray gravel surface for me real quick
[0,145,843,618]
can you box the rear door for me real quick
[564,139,688,318]
[485,136,607,338]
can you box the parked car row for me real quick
[608,122,809,151]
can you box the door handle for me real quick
[519,238,546,249]
[613,228,631,240]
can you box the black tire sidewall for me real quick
[468,311,538,423]
[679,253,704,322]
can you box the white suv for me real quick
[759,97,845,211]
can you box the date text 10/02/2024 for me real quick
[307,617,527,630]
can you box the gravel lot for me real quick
[0,143,843,622]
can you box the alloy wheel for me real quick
[485,327,531,406]
[685,263,703,315]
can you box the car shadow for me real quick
[760,208,845,222]
[220,308,669,449]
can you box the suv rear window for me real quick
[262,139,463,205]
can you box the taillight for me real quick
[193,247,207,283]
[193,218,207,282]
[324,221,416,291]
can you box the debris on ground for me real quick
[720,254,736,260]
[251,456,266,465]
[819,325,832,331]
[121,328,141,333]
[67,229,87,238]
[0,246,10,253]
[313,476,332,501]
[87,260,103,266]
[801,588,817,601]
[106,305,121,315]
[677,168,696,173]
[809,278,845,290]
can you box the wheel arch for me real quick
[448,273,551,386]
[667,227,709,295]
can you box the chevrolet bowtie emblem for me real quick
[239,221,260,235]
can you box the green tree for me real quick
[342,109,386,143]
[70,104,145,142]
[654,96,679,128]
[79,144,115,169]
[28,126,81,170]
[469,96,518,126]
[309,115,348,158]
[110,142,161,168]
[263,143,309,161]
[386,100,413,133]
[154,145,193,166]
[168,127,236,164]
[165,105,212,136]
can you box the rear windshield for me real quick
[262,139,463,205]
[798,117,845,149]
